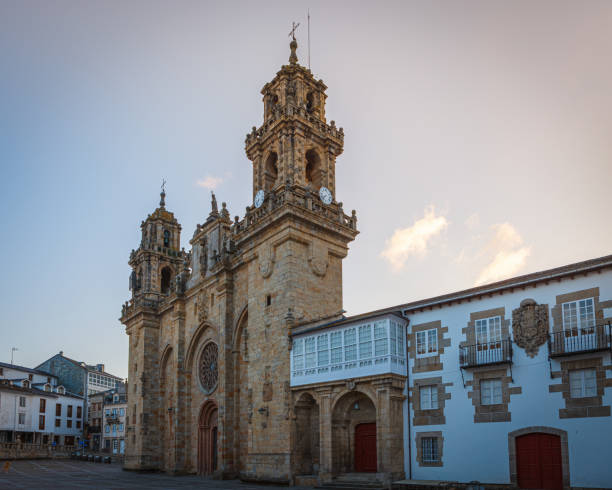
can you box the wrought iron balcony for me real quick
[459,339,513,368]
[548,323,612,358]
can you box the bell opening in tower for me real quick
[305,149,322,190]
[160,267,172,294]
[265,152,278,190]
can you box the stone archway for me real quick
[293,393,320,476]
[508,427,570,489]
[198,400,218,476]
[331,391,377,475]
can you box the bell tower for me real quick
[128,187,184,300]
[245,36,344,199]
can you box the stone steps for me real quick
[316,473,387,490]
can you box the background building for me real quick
[0,363,84,445]
[101,386,127,454]
[36,352,123,397]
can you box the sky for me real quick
[1,1,611,379]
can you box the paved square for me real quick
[0,460,316,489]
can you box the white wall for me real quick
[403,270,612,488]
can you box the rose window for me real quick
[199,343,219,393]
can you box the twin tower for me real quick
[120,38,358,481]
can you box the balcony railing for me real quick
[459,339,513,368]
[548,323,612,358]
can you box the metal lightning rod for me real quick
[308,9,311,70]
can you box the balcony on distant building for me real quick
[459,339,513,368]
[548,323,612,358]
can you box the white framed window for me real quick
[563,298,595,336]
[359,324,372,359]
[421,437,439,463]
[317,334,329,366]
[569,369,597,398]
[18,413,25,425]
[416,329,437,357]
[374,321,388,357]
[397,323,405,356]
[475,317,502,348]
[119,408,125,416]
[105,409,110,416]
[19,396,26,407]
[480,378,503,405]
[292,339,304,370]
[344,328,357,362]
[105,425,110,433]
[330,331,342,364]
[389,322,397,355]
[304,337,316,369]
[419,385,438,410]
[119,423,124,432]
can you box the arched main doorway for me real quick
[332,391,377,474]
[516,433,562,489]
[509,427,568,490]
[198,401,218,476]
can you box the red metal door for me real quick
[354,423,377,472]
[516,433,562,490]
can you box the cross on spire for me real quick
[289,21,300,41]
[160,178,166,207]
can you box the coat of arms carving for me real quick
[512,298,549,358]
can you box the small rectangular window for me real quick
[422,437,439,463]
[105,425,110,433]
[344,328,357,362]
[119,408,125,416]
[358,324,372,359]
[18,413,25,425]
[56,403,61,416]
[419,385,439,410]
[397,323,405,357]
[480,379,503,405]
[569,368,597,398]
[67,405,73,417]
[39,398,46,413]
[317,334,329,366]
[119,423,124,432]
[39,415,45,430]
[416,329,437,357]
[266,294,271,307]
[76,420,81,429]
[77,406,82,419]
[374,321,388,357]
[330,331,343,364]
[67,419,72,428]
[304,337,316,368]
[293,339,304,370]
[55,418,61,428]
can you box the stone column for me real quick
[317,388,333,483]
[374,377,406,482]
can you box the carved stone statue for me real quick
[512,299,550,358]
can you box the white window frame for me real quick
[475,317,502,350]
[569,368,597,398]
[358,324,372,359]
[317,334,329,367]
[480,378,503,405]
[563,298,595,337]
[416,329,438,358]
[419,385,438,410]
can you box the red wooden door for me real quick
[516,433,562,490]
[355,423,377,472]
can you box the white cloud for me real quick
[196,176,224,190]
[474,223,531,286]
[465,213,480,230]
[381,206,449,270]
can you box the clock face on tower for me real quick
[254,189,265,208]
[319,186,332,205]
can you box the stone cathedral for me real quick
[120,38,368,482]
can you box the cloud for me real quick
[465,213,480,230]
[196,176,224,190]
[381,206,449,270]
[474,223,531,286]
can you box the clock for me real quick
[254,189,265,208]
[319,186,332,205]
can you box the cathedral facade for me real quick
[120,38,382,483]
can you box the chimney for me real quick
[59,351,63,356]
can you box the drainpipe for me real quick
[404,317,412,480]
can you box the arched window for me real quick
[163,230,170,248]
[264,152,278,190]
[306,91,315,113]
[305,149,322,190]
[161,267,172,294]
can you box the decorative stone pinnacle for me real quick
[289,39,298,65]
[160,179,166,207]
[210,191,218,216]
